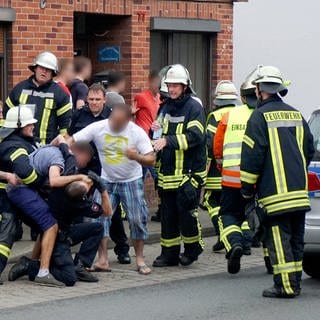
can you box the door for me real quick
[150,31,211,108]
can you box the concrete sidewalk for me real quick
[1,236,265,310]
[8,208,215,263]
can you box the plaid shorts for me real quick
[102,178,149,240]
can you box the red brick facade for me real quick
[1,0,240,103]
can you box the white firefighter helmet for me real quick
[214,80,240,106]
[159,66,170,96]
[240,65,263,96]
[252,65,288,96]
[28,51,58,75]
[164,64,191,86]
[4,106,37,129]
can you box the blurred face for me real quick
[109,109,130,133]
[149,76,160,94]
[87,90,106,116]
[21,124,34,137]
[73,149,92,169]
[62,63,75,86]
[0,103,3,119]
[117,79,126,94]
[167,83,186,100]
[34,65,53,85]
[83,63,92,80]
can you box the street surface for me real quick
[1,236,320,319]
[2,267,320,320]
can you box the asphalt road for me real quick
[2,266,320,320]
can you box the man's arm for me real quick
[240,111,268,198]
[48,165,90,188]
[125,150,155,167]
[10,148,42,186]
[214,113,228,166]
[4,84,20,115]
[0,171,21,185]
[100,190,113,217]
[303,118,315,166]
[154,105,206,152]
[56,90,72,136]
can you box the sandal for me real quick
[86,265,112,273]
[137,264,152,275]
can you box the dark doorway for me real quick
[150,31,211,108]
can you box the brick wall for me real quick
[7,0,234,102]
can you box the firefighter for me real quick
[240,65,314,298]
[0,170,21,285]
[152,64,207,267]
[0,106,61,287]
[204,81,240,252]
[213,73,258,274]
[4,51,72,144]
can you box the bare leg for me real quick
[39,224,58,270]
[133,240,151,275]
[31,235,41,260]
[92,237,110,270]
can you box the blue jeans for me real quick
[7,186,56,232]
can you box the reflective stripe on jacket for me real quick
[214,105,253,188]
[240,95,315,215]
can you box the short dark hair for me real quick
[88,83,106,97]
[149,70,159,80]
[65,181,87,201]
[106,71,125,87]
[111,103,132,119]
[71,141,95,158]
[57,58,73,74]
[74,56,91,74]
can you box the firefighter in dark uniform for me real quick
[8,142,109,286]
[152,64,207,267]
[67,83,131,265]
[240,65,314,298]
[0,170,20,284]
[0,106,62,286]
[204,81,240,252]
[4,51,71,145]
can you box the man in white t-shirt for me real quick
[70,103,155,275]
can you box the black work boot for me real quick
[264,256,273,274]
[117,253,131,264]
[8,256,31,281]
[212,239,224,252]
[227,244,243,274]
[262,286,298,299]
[242,247,252,256]
[75,263,99,283]
[180,246,203,267]
[179,254,198,266]
[153,255,179,267]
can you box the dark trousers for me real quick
[265,211,305,294]
[219,186,251,254]
[69,222,104,268]
[160,190,203,261]
[110,205,130,256]
[28,222,103,286]
[0,212,16,273]
[204,190,221,235]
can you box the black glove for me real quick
[177,177,200,211]
[245,200,267,239]
[87,171,107,193]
